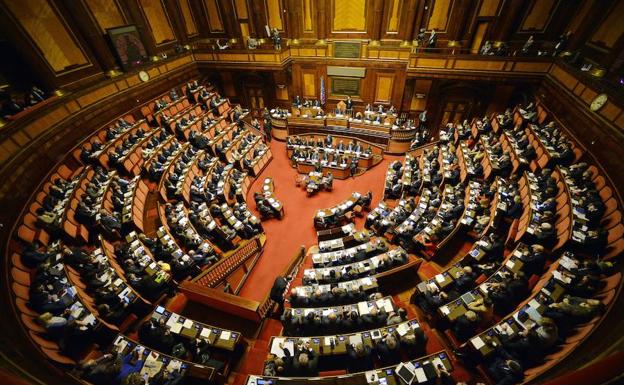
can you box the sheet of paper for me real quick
[365,370,379,382]
[396,323,409,336]
[413,366,427,383]
[349,334,363,346]
[471,336,485,349]
[166,314,179,328]
[200,328,211,339]
[383,299,394,313]
[170,322,183,334]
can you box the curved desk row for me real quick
[270,115,417,153]
[246,350,452,385]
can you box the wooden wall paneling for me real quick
[265,0,285,32]
[0,0,106,90]
[445,0,478,44]
[477,0,500,17]
[201,0,226,35]
[519,0,558,33]
[301,0,316,38]
[379,0,402,40]
[410,0,427,41]
[565,0,595,40]
[329,0,373,38]
[370,0,385,41]
[82,0,126,32]
[316,0,327,40]
[534,0,582,41]
[401,78,415,111]
[426,0,452,33]
[398,0,418,42]
[301,67,317,98]
[489,0,531,42]
[251,1,269,38]
[64,0,121,72]
[391,66,407,108]
[137,0,177,46]
[217,0,241,39]
[3,0,91,73]
[189,0,208,36]
[177,0,199,38]
[289,62,300,99]
[409,78,432,112]
[163,0,191,45]
[374,72,394,103]
[219,71,237,98]
[470,21,489,53]
[589,0,624,49]
[232,0,253,39]
[273,70,289,101]
[283,0,299,38]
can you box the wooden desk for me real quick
[150,305,241,351]
[246,350,453,384]
[290,276,379,299]
[317,223,356,241]
[311,239,383,267]
[261,177,284,217]
[269,319,420,358]
[303,247,407,283]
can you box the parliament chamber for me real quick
[1,1,624,385]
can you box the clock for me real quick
[139,70,150,82]
[590,93,608,112]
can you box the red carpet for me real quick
[239,139,401,301]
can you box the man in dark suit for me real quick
[345,96,353,110]
[283,342,319,376]
[487,350,524,385]
[347,342,374,372]
[375,334,401,366]
[270,276,290,315]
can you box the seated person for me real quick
[281,340,319,376]
[453,310,480,341]
[375,333,401,366]
[347,342,374,372]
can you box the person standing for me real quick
[263,117,272,142]
[270,275,291,315]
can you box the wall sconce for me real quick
[106,69,123,78]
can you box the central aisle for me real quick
[238,139,402,301]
